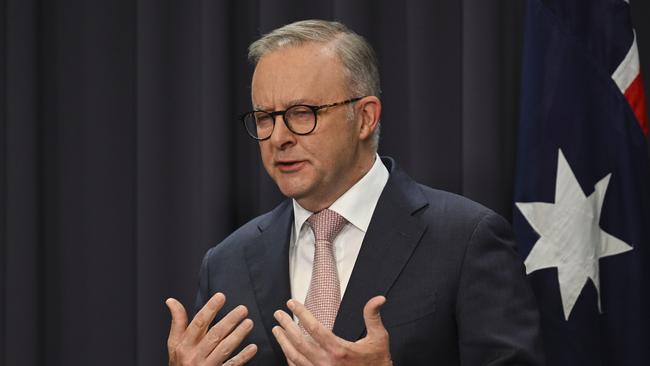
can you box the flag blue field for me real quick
[513,0,650,364]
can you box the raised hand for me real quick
[272,296,392,366]
[166,293,257,365]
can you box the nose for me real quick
[268,114,296,149]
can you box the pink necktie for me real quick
[303,209,347,331]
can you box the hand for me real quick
[272,296,392,366]
[166,293,258,365]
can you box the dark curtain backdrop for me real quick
[1,1,649,365]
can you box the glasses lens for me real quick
[285,105,316,134]
[243,111,273,139]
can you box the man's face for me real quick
[251,42,366,210]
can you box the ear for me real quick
[357,96,382,142]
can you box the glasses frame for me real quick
[241,96,365,141]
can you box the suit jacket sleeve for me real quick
[456,211,545,365]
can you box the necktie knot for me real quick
[307,209,347,243]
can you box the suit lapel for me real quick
[333,159,429,341]
[244,200,293,362]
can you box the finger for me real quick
[196,305,248,358]
[274,308,321,359]
[287,300,339,351]
[363,296,388,338]
[272,325,315,366]
[222,344,258,366]
[206,318,255,364]
[165,298,189,350]
[184,292,226,344]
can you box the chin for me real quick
[272,170,314,197]
[278,185,308,200]
[275,179,312,200]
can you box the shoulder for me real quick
[382,156,502,227]
[417,184,492,219]
[414,184,509,237]
[204,199,292,260]
[411,185,521,289]
[381,156,510,244]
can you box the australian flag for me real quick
[513,0,650,364]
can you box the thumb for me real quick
[363,295,388,339]
[165,298,189,349]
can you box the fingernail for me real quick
[244,319,253,329]
[287,300,295,310]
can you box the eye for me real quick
[287,106,313,121]
[254,112,273,124]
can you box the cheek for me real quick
[312,141,350,178]
[259,145,274,170]
[259,140,273,156]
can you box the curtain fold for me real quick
[2,0,648,364]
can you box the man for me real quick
[166,20,545,365]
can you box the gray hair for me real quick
[248,20,381,150]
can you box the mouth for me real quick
[275,160,306,173]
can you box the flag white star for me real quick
[516,149,633,320]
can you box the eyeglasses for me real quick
[241,97,364,141]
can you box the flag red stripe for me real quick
[624,73,649,137]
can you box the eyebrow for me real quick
[254,98,318,111]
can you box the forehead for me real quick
[251,42,348,108]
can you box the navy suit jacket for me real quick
[195,157,545,365]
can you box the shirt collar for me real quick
[292,154,390,238]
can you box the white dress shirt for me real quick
[289,155,390,304]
